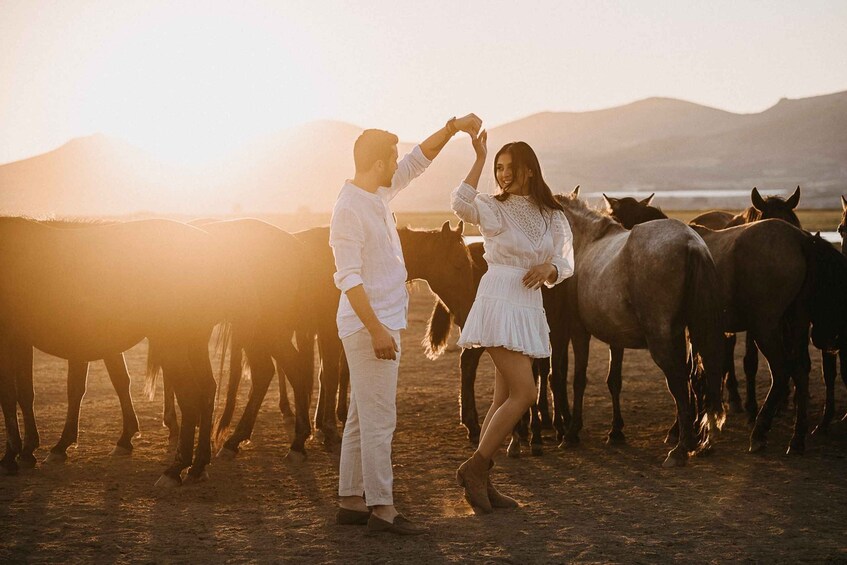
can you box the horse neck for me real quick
[562,206,622,257]
[398,229,434,280]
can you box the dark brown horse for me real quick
[691,186,801,229]
[178,219,315,463]
[809,199,847,435]
[0,218,227,484]
[424,242,570,455]
[691,187,802,417]
[213,222,476,459]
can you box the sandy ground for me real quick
[1,288,846,564]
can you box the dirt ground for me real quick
[1,287,846,564]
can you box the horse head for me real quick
[749,186,801,227]
[603,193,664,229]
[807,232,847,350]
[838,196,847,257]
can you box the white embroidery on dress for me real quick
[499,195,549,247]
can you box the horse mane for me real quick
[555,193,623,238]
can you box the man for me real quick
[330,114,481,535]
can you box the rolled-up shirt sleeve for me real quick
[451,182,503,237]
[381,145,432,202]
[330,207,365,292]
[546,211,575,287]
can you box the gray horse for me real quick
[557,188,725,467]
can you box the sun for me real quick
[76,5,329,166]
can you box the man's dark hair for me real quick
[354,129,398,173]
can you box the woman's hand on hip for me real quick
[523,263,557,289]
[370,325,399,361]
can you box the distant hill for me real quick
[1,91,846,216]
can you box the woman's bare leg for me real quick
[476,348,536,460]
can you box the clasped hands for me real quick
[523,263,557,289]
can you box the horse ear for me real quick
[456,220,465,235]
[841,195,847,211]
[786,185,801,209]
[602,193,613,208]
[641,193,655,206]
[751,187,766,211]
[440,220,451,234]
[571,185,580,198]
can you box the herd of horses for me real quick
[1,186,846,484]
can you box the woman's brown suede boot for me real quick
[487,461,519,509]
[456,452,492,514]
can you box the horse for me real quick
[424,242,570,455]
[689,187,803,417]
[162,219,315,464]
[213,221,476,458]
[607,197,825,454]
[556,188,725,467]
[690,186,801,229]
[808,201,847,434]
[0,218,227,484]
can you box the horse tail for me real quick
[213,323,243,445]
[144,341,162,401]
[683,241,726,437]
[422,299,454,360]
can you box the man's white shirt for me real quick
[329,145,432,338]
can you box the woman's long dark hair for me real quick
[493,142,563,215]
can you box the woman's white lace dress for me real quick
[451,182,575,358]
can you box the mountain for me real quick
[2,91,846,216]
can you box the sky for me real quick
[1,0,846,166]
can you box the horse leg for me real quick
[536,358,552,429]
[724,334,744,414]
[162,377,179,453]
[786,328,811,455]
[15,345,38,467]
[748,331,791,453]
[460,347,485,445]
[561,325,589,448]
[285,336,314,463]
[186,342,215,482]
[315,333,341,448]
[743,332,760,426]
[529,364,543,455]
[278,359,294,424]
[220,351,275,456]
[606,346,626,444]
[337,351,350,425]
[813,349,837,435]
[0,359,22,475]
[507,410,529,458]
[648,333,696,468]
[549,328,570,442]
[104,354,140,456]
[156,353,197,487]
[841,348,847,421]
[45,360,89,464]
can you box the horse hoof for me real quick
[661,452,686,468]
[606,431,627,445]
[748,438,767,453]
[1,460,18,476]
[43,452,67,465]
[184,469,210,484]
[506,440,521,459]
[154,474,182,488]
[558,436,580,450]
[284,449,307,465]
[17,453,37,468]
[729,398,744,414]
[216,446,238,460]
[530,444,543,457]
[786,441,805,456]
[109,445,133,457]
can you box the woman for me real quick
[451,132,574,513]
